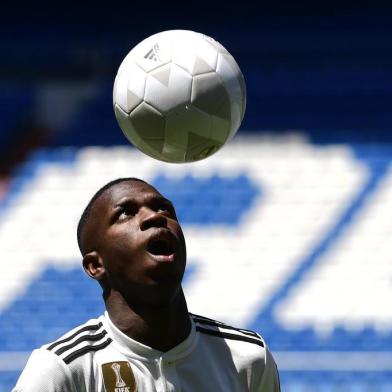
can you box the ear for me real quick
[83,251,106,281]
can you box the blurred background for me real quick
[1,1,392,390]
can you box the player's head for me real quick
[78,178,187,306]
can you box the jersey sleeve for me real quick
[253,346,281,392]
[12,349,76,392]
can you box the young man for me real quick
[13,177,280,391]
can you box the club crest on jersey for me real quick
[102,361,136,392]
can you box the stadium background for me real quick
[1,1,392,391]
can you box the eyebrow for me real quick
[113,194,172,209]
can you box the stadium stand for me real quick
[0,2,391,391]
[0,141,391,391]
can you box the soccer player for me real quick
[13,177,280,391]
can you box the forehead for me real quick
[98,180,163,208]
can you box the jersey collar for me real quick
[103,311,198,362]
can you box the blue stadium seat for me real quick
[0,265,104,352]
[151,173,260,226]
[0,372,22,392]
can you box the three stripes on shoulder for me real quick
[46,322,112,365]
[46,315,264,365]
[190,313,265,348]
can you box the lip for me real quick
[146,228,179,263]
[147,252,176,263]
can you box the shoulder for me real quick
[14,316,112,391]
[13,349,75,391]
[43,315,112,365]
[190,312,266,356]
[190,313,280,391]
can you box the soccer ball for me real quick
[113,30,246,163]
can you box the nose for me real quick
[139,206,167,231]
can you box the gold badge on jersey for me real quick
[102,361,136,392]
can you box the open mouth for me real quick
[147,239,175,256]
[147,230,177,262]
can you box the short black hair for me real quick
[77,177,147,255]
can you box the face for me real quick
[84,180,187,306]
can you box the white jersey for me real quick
[13,312,280,392]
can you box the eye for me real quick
[116,202,138,221]
[157,202,176,217]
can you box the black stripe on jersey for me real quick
[63,338,113,365]
[54,330,108,356]
[190,313,261,339]
[196,326,264,347]
[47,322,103,351]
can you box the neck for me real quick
[104,288,191,352]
